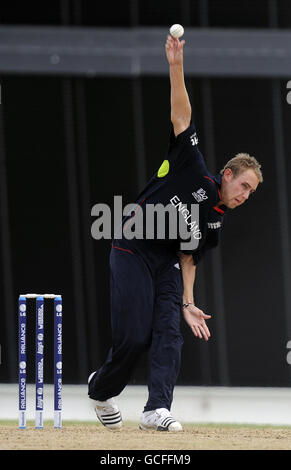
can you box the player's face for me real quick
[221,168,259,209]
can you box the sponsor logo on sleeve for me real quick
[190,133,198,146]
[207,221,222,229]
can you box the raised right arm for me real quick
[165,35,192,137]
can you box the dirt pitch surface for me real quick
[1,421,291,450]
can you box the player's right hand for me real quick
[165,34,185,66]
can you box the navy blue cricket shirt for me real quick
[121,121,227,265]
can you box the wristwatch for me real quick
[182,302,194,309]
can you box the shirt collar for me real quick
[213,173,228,214]
[214,173,222,187]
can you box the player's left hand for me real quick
[183,304,211,341]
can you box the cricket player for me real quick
[88,35,263,431]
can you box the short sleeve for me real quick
[169,121,198,152]
[182,228,222,265]
[166,121,205,173]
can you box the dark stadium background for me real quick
[1,0,291,388]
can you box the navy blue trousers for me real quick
[88,242,183,412]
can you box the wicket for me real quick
[18,293,62,429]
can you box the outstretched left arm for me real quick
[179,252,211,341]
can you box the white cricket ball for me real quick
[169,24,184,39]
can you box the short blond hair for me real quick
[220,153,263,183]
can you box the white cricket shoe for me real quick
[90,397,123,430]
[88,372,122,430]
[139,408,183,432]
[88,371,97,384]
